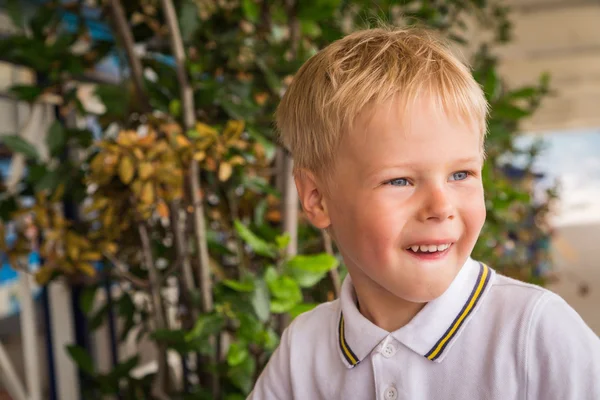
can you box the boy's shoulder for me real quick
[486,268,564,318]
[288,298,340,335]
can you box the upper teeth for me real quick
[409,244,451,252]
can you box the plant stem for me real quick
[107,0,151,112]
[138,222,169,393]
[159,0,218,395]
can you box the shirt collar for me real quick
[337,258,495,368]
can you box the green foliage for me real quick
[0,0,556,398]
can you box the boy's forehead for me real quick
[348,95,480,144]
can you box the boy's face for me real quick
[298,95,486,304]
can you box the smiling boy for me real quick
[248,27,600,399]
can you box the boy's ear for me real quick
[294,169,331,229]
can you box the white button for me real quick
[381,343,396,358]
[383,386,398,400]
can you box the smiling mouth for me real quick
[406,243,453,254]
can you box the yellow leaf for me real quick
[103,207,114,228]
[161,123,182,136]
[133,148,145,160]
[132,180,143,195]
[193,151,206,161]
[116,130,138,147]
[77,262,96,277]
[140,182,155,204]
[174,134,190,149]
[81,251,102,261]
[119,156,135,184]
[156,201,170,219]
[195,122,218,138]
[229,155,245,166]
[138,162,154,180]
[218,162,233,181]
[67,242,80,261]
[35,267,54,286]
[90,153,105,175]
[222,120,245,142]
[254,92,269,106]
[137,132,157,148]
[102,242,118,255]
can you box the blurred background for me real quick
[0,0,597,399]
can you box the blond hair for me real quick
[275,26,488,179]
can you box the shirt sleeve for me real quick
[247,322,294,400]
[526,291,600,400]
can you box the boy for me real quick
[248,27,600,399]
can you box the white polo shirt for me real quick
[248,258,600,399]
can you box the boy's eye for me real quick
[386,178,410,187]
[450,171,470,181]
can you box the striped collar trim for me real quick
[337,259,494,368]
[338,313,360,368]
[424,262,491,361]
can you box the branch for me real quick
[103,251,150,289]
[107,0,151,112]
[277,0,302,333]
[158,0,212,312]
[137,222,169,393]
[159,0,195,130]
[159,0,217,395]
[168,201,197,296]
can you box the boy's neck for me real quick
[352,273,427,333]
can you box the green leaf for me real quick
[151,329,187,344]
[66,344,95,376]
[95,84,129,117]
[227,341,249,367]
[301,20,321,38]
[169,99,181,118]
[298,0,341,21]
[79,286,98,315]
[251,278,270,322]
[286,253,339,287]
[493,103,531,120]
[255,59,280,95]
[289,303,318,319]
[507,87,537,100]
[242,0,260,23]
[88,303,109,331]
[185,313,224,342]
[268,275,302,313]
[6,0,24,30]
[35,168,61,192]
[179,0,199,42]
[234,220,277,258]
[247,126,276,161]
[47,121,66,158]
[227,355,256,394]
[483,69,500,101]
[0,135,40,160]
[223,279,255,292]
[108,355,139,380]
[275,233,290,250]
[9,85,43,102]
[0,197,18,221]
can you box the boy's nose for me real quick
[418,186,455,222]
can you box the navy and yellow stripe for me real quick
[425,263,491,361]
[338,313,360,367]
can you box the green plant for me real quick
[0,0,555,398]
